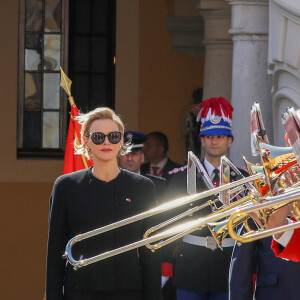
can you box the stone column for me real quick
[227,0,273,166]
[195,0,233,100]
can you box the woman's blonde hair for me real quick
[74,107,130,159]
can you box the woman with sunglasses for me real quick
[46,107,161,300]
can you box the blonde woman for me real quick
[46,107,160,300]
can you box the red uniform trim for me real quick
[271,226,300,262]
[161,262,173,277]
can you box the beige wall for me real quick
[116,0,204,165]
[0,183,51,299]
[0,0,204,298]
[115,0,140,130]
[139,0,204,164]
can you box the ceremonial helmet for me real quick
[194,97,234,140]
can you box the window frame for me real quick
[17,0,69,158]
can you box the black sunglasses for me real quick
[88,131,122,145]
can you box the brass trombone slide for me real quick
[227,187,300,244]
[63,173,263,270]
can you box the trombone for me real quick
[63,173,263,270]
[227,187,300,243]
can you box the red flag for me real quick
[62,104,93,174]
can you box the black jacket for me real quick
[167,163,248,292]
[46,168,161,300]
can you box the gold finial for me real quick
[60,67,75,106]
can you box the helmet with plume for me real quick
[193,97,234,140]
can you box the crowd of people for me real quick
[46,97,300,300]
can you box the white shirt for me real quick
[203,158,220,180]
[273,218,294,247]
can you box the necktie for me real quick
[152,166,159,176]
[212,168,220,186]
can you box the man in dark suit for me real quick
[141,132,182,184]
[168,97,247,300]
[229,220,300,300]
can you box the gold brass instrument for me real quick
[227,187,300,243]
[63,173,263,270]
[208,137,300,245]
[222,104,300,244]
[256,136,299,195]
[210,161,300,245]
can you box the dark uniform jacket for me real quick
[141,158,182,184]
[229,222,300,300]
[46,168,161,300]
[167,163,248,292]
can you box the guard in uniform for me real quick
[168,97,248,300]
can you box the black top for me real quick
[46,168,161,300]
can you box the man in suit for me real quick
[168,97,247,300]
[229,220,300,300]
[118,130,167,203]
[141,131,182,183]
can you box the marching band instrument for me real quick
[256,136,297,195]
[227,187,300,243]
[224,104,300,245]
[63,173,263,270]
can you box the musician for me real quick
[229,219,300,300]
[141,131,182,184]
[168,97,247,300]
[46,107,161,300]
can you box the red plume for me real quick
[193,97,233,121]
